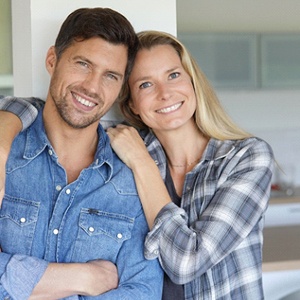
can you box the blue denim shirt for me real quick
[0,109,163,300]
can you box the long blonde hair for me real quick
[120,30,251,140]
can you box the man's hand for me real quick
[80,260,119,296]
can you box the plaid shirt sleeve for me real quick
[0,96,42,130]
[144,138,274,285]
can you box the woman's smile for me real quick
[155,101,183,114]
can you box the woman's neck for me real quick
[154,122,209,169]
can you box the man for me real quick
[0,7,162,299]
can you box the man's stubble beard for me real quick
[54,97,103,129]
[49,84,104,129]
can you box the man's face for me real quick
[46,37,128,129]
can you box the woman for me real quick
[0,31,274,299]
[108,31,274,300]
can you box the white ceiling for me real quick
[177,0,300,33]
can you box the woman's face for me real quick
[128,44,197,132]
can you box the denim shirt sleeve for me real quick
[0,96,42,130]
[0,253,48,300]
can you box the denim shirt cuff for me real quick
[1,254,48,300]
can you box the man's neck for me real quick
[43,105,99,183]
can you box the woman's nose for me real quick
[157,83,171,100]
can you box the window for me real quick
[0,0,13,95]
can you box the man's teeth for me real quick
[75,95,96,107]
[157,102,182,113]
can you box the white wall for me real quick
[218,89,300,187]
[177,0,300,33]
[218,90,300,132]
[11,0,176,110]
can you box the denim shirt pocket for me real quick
[72,208,134,262]
[0,196,39,255]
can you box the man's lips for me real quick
[156,101,183,114]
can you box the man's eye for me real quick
[77,61,89,68]
[169,72,180,79]
[107,73,118,80]
[139,82,152,89]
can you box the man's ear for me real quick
[45,46,57,75]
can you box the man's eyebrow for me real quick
[72,55,124,79]
[72,55,93,65]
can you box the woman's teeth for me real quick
[156,102,182,113]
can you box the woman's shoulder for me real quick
[209,137,274,161]
[237,136,273,154]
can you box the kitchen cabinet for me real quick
[178,33,300,90]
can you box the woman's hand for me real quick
[108,124,171,229]
[107,125,151,170]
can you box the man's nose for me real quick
[82,72,101,94]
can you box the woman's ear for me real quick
[45,46,57,75]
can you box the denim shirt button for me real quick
[117,233,123,239]
[48,149,53,156]
[56,185,62,191]
[20,217,26,223]
[53,229,59,235]
[88,227,95,233]
[65,189,71,195]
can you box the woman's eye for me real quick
[169,72,180,79]
[139,82,152,89]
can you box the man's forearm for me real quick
[30,260,118,299]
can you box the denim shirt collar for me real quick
[23,110,114,181]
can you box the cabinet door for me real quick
[261,34,300,88]
[178,33,258,89]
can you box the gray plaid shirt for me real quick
[142,129,274,300]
